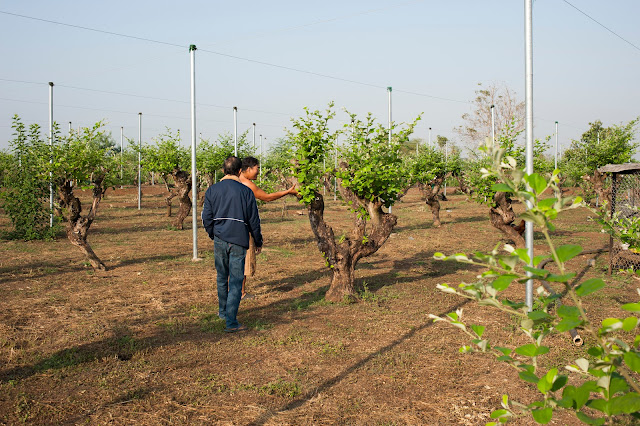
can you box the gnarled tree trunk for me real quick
[56,175,107,271]
[490,191,525,247]
[161,176,176,217]
[304,171,398,303]
[584,169,611,206]
[172,168,192,230]
[417,174,449,228]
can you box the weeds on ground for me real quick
[260,378,301,398]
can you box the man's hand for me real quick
[287,184,298,195]
[255,246,262,255]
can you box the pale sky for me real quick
[1,0,638,154]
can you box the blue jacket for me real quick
[201,178,263,249]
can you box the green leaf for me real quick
[555,244,583,263]
[624,351,640,373]
[523,266,548,277]
[471,325,485,338]
[537,198,557,210]
[550,375,568,392]
[623,317,638,331]
[519,370,539,383]
[490,409,509,419]
[491,274,519,291]
[495,347,512,356]
[515,344,538,357]
[491,183,513,192]
[587,398,611,416]
[575,278,605,296]
[531,407,553,424]
[610,376,629,396]
[525,173,547,195]
[588,347,603,357]
[610,392,640,415]
[576,411,606,425]
[546,272,576,283]
[513,248,530,264]
[557,305,581,319]
[622,303,640,313]
[528,311,551,321]
[538,376,553,394]
[555,318,583,332]
[601,318,623,331]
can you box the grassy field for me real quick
[0,185,636,425]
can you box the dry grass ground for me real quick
[0,185,636,425]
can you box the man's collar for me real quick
[221,174,240,182]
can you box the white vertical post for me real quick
[323,157,326,195]
[233,106,238,156]
[138,112,142,210]
[68,121,72,135]
[491,104,495,143]
[524,0,534,310]
[334,136,338,201]
[387,86,392,214]
[444,139,448,198]
[554,121,559,170]
[428,127,432,148]
[120,126,124,182]
[260,134,263,159]
[253,123,256,150]
[190,44,199,260]
[387,86,392,145]
[49,82,54,227]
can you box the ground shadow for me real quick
[0,261,88,285]
[248,299,471,425]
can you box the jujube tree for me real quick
[289,104,419,302]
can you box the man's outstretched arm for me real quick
[246,180,297,202]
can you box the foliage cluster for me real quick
[597,203,640,252]
[560,119,638,187]
[0,116,58,240]
[336,110,420,212]
[288,104,337,205]
[432,138,640,424]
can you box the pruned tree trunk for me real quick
[56,175,107,271]
[200,173,215,207]
[303,168,398,303]
[455,173,470,197]
[490,191,525,247]
[418,175,448,228]
[161,177,176,217]
[172,169,192,230]
[584,169,611,206]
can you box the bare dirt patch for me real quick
[0,186,632,424]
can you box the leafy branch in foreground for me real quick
[431,138,640,424]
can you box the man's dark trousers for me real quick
[214,236,246,329]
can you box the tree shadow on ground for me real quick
[0,261,88,285]
[0,247,475,391]
[247,298,471,425]
[356,250,480,294]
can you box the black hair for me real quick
[223,156,242,176]
[241,156,260,171]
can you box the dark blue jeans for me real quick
[214,236,247,329]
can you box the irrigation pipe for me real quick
[538,247,609,346]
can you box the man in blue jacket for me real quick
[202,156,263,333]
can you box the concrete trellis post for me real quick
[49,82,54,227]
[524,0,534,310]
[189,44,200,260]
[138,112,142,210]
[233,107,238,156]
